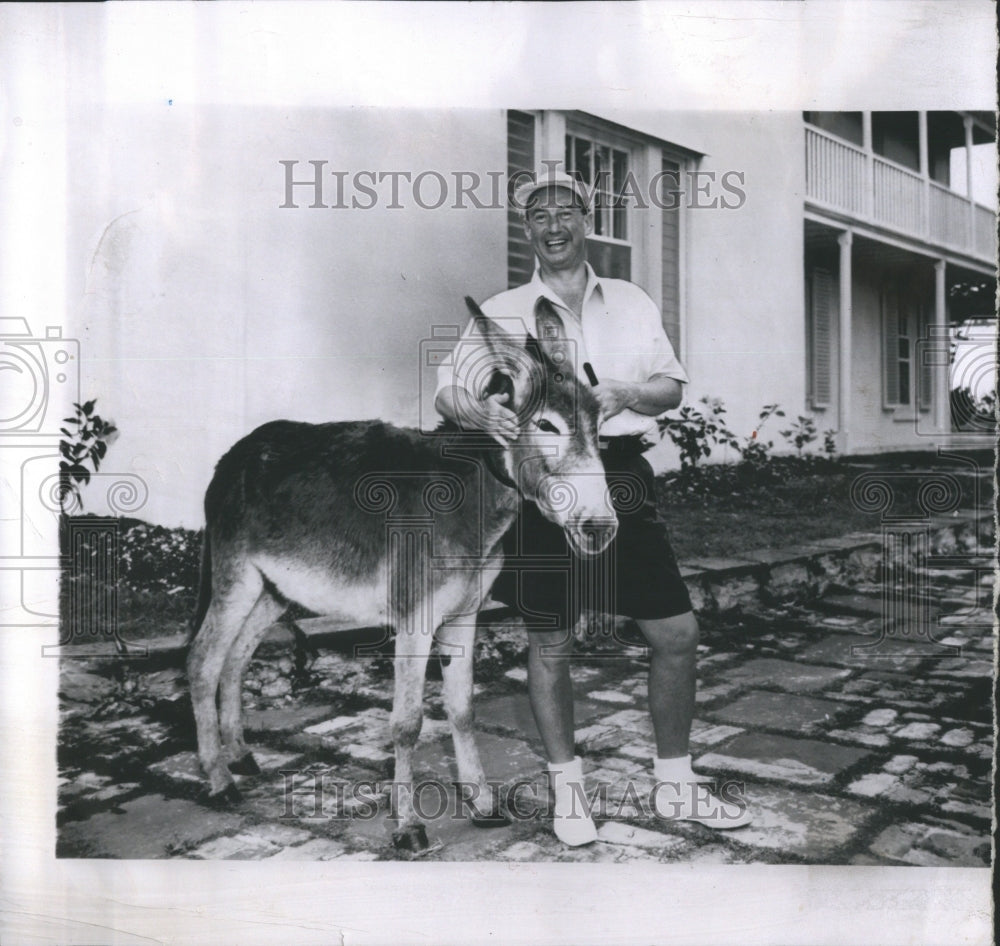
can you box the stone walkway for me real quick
[56,513,994,865]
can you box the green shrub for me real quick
[658,396,737,469]
[118,520,202,595]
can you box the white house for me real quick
[37,106,1000,525]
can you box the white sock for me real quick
[653,754,696,782]
[547,756,598,847]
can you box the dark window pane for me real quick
[576,137,592,187]
[612,149,624,187]
[899,363,910,404]
[587,240,631,280]
[613,200,627,240]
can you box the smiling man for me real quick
[436,168,751,845]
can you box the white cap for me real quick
[511,168,591,212]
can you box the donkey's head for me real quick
[464,296,618,557]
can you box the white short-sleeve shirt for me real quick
[436,264,689,438]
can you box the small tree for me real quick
[59,400,118,514]
[779,414,818,456]
[822,428,838,459]
[658,396,737,470]
[737,403,784,467]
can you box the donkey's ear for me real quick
[531,297,572,375]
[533,297,566,341]
[524,332,545,367]
[464,295,487,320]
[465,296,513,346]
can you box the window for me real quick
[564,130,632,280]
[883,284,931,411]
[807,267,835,408]
[565,133,630,241]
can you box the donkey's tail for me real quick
[188,530,212,643]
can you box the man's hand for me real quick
[594,379,637,421]
[435,386,520,446]
[595,375,683,421]
[483,392,519,446]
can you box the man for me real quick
[436,168,750,845]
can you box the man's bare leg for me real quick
[638,611,751,829]
[527,628,597,845]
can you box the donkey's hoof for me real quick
[470,806,512,829]
[392,823,429,852]
[206,782,243,807]
[227,752,261,775]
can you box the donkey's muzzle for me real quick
[565,514,618,558]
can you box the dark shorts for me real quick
[491,440,693,631]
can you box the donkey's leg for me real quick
[389,618,435,851]
[218,591,286,774]
[437,617,509,828]
[187,563,263,800]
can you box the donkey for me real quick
[186,296,617,850]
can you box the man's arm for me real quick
[594,373,683,421]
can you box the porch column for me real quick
[838,230,853,452]
[933,259,949,435]
[963,115,975,246]
[918,111,929,236]
[861,112,873,218]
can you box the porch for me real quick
[804,111,996,265]
[804,216,997,454]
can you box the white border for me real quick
[1,3,995,944]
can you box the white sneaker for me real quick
[548,756,599,846]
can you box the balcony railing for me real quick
[805,124,996,261]
[872,156,924,234]
[929,181,969,247]
[974,203,997,258]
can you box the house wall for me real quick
[70,106,508,526]
[68,104,818,523]
[66,99,952,527]
[873,112,920,170]
[608,112,809,469]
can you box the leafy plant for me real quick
[950,386,996,431]
[822,429,838,458]
[736,403,784,467]
[779,414,818,455]
[118,520,202,594]
[59,400,118,513]
[658,396,737,470]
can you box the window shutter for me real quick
[507,110,535,289]
[809,267,834,407]
[882,287,900,407]
[660,158,682,355]
[917,304,932,411]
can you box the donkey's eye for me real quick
[536,419,561,434]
